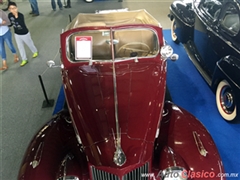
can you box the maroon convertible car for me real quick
[18,10,225,180]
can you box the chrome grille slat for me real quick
[123,163,149,180]
[91,162,149,180]
[91,166,120,180]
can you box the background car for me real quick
[169,0,240,122]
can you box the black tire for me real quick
[165,86,172,102]
[171,19,180,44]
[216,80,237,121]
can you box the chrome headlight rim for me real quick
[161,166,188,180]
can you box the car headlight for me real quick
[161,166,188,180]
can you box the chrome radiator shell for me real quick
[91,163,149,180]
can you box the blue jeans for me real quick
[51,0,63,9]
[0,30,17,60]
[29,0,39,15]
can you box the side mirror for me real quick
[161,45,173,59]
[170,53,179,61]
[47,60,63,68]
[160,45,179,61]
[47,60,55,68]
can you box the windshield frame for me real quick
[63,25,160,64]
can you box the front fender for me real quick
[213,56,240,90]
[212,55,240,120]
[169,0,195,43]
[18,110,88,180]
[155,102,225,180]
[170,0,194,25]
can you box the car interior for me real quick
[221,14,240,34]
[68,29,158,61]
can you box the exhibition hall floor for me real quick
[1,1,239,180]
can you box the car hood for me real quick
[62,57,166,167]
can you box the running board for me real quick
[183,43,212,86]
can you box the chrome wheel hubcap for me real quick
[220,85,235,114]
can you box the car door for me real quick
[209,1,240,58]
[193,0,223,77]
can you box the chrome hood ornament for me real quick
[113,131,126,166]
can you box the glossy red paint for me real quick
[18,103,226,180]
[18,110,89,180]
[154,102,225,180]
[18,12,225,180]
[60,25,166,169]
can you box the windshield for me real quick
[67,28,159,61]
[199,0,222,19]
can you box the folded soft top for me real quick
[65,9,160,30]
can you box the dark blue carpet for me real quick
[163,30,240,179]
[53,30,240,179]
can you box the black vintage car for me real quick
[169,0,240,122]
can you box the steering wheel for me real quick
[116,42,151,57]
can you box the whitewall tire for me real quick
[171,19,179,44]
[216,80,237,121]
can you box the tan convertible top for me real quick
[65,9,160,30]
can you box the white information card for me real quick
[75,36,93,60]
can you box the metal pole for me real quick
[38,75,54,108]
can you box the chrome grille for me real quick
[122,163,149,180]
[91,163,149,180]
[91,166,120,180]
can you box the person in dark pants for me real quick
[64,0,71,8]
[51,0,63,11]
[28,0,39,16]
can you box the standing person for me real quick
[28,0,39,16]
[64,0,71,8]
[8,2,38,67]
[0,9,19,70]
[51,0,63,11]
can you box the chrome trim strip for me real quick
[31,142,44,169]
[193,131,208,157]
[110,27,126,167]
[57,176,79,180]
[168,147,177,167]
